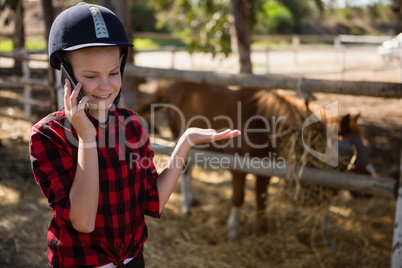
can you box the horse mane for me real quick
[254,89,365,136]
[254,89,310,127]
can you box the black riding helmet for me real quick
[48,2,133,104]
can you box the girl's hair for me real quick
[60,46,123,67]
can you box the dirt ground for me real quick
[0,48,401,268]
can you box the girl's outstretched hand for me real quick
[157,128,241,213]
[181,128,241,147]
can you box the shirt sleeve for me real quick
[143,142,161,218]
[133,114,160,219]
[29,122,76,226]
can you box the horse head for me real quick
[337,113,376,177]
[254,90,376,177]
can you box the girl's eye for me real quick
[110,72,119,76]
[85,76,96,79]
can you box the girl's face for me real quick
[69,47,121,120]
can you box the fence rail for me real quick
[125,65,402,98]
[134,32,393,44]
[133,33,401,81]
[335,34,392,44]
[124,63,401,267]
[0,50,52,119]
[150,143,396,198]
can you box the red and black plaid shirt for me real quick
[29,105,160,267]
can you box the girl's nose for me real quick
[99,77,112,90]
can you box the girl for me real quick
[29,3,239,267]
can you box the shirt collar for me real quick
[87,105,120,128]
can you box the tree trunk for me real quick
[230,0,253,74]
[99,0,114,11]
[41,0,57,111]
[13,0,25,73]
[41,0,54,42]
[99,0,140,109]
[313,0,324,18]
[392,0,402,21]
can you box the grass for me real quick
[134,38,187,50]
[0,39,13,52]
[0,38,188,52]
[0,38,47,52]
[0,35,332,54]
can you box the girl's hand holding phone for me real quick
[64,79,96,145]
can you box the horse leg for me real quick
[256,175,270,233]
[227,171,246,239]
[180,160,195,214]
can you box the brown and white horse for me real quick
[136,80,376,238]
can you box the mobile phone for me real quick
[61,64,91,111]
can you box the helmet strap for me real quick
[114,47,129,105]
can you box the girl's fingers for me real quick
[69,82,82,108]
[64,79,90,118]
[186,128,241,145]
[64,79,84,111]
[63,79,72,111]
[214,129,241,140]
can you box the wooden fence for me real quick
[123,64,402,267]
[136,45,402,81]
[135,33,402,81]
[124,64,400,196]
[0,50,53,119]
[150,143,395,198]
[125,65,402,98]
[135,32,393,44]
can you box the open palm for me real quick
[183,128,241,146]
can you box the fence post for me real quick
[292,35,299,65]
[171,49,176,69]
[334,36,345,80]
[265,47,270,73]
[20,49,32,119]
[399,48,402,83]
[338,45,346,80]
[391,147,402,268]
[55,69,64,111]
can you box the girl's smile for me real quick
[93,93,113,100]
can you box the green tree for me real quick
[153,0,261,72]
[278,0,317,33]
[257,0,294,33]
[0,0,24,72]
[391,0,402,21]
